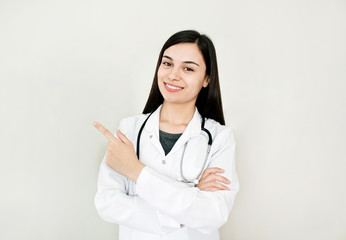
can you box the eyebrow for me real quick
[162,55,200,67]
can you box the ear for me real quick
[202,76,210,88]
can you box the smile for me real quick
[164,82,184,92]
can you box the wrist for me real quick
[130,161,145,183]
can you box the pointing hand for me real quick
[93,121,145,182]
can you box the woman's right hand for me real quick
[196,167,231,191]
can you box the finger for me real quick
[93,121,118,142]
[201,168,223,178]
[198,173,231,193]
[198,182,230,191]
[201,181,230,191]
[200,167,225,179]
[116,129,131,144]
[202,173,231,185]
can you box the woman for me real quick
[93,30,239,240]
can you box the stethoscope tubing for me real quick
[136,111,212,184]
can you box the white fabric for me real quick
[95,105,239,240]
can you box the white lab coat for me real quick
[95,105,239,240]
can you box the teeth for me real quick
[166,83,182,90]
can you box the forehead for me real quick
[163,43,205,65]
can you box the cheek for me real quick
[192,76,206,91]
[157,66,165,80]
[157,69,165,92]
[194,85,204,95]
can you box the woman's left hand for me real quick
[197,167,231,191]
[93,121,145,182]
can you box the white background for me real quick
[0,0,345,239]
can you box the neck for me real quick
[160,101,196,128]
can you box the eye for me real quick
[184,67,194,72]
[162,62,172,67]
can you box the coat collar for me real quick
[144,104,202,137]
[144,104,203,155]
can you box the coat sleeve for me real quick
[135,127,239,235]
[94,119,182,234]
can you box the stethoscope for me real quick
[136,112,213,185]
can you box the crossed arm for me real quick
[93,121,237,234]
[93,121,231,191]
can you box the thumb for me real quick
[116,129,130,144]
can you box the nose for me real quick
[168,66,181,81]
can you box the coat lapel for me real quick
[143,105,203,156]
[168,107,202,156]
[143,105,164,155]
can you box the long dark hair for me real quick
[143,30,225,125]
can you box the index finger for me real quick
[93,121,118,142]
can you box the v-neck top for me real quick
[159,130,183,155]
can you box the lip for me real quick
[164,82,184,92]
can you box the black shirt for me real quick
[159,130,183,155]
